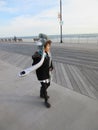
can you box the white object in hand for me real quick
[19,52,46,77]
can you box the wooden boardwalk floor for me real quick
[52,61,98,99]
[0,43,98,100]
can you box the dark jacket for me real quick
[32,51,53,81]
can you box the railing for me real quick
[0,38,23,43]
[0,37,98,44]
[51,37,98,44]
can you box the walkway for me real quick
[0,42,98,130]
[0,42,98,100]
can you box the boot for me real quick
[45,101,51,108]
[44,96,51,108]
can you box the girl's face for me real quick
[44,44,50,52]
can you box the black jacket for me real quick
[32,51,53,81]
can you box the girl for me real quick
[32,40,53,108]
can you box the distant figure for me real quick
[32,40,53,108]
[14,36,17,42]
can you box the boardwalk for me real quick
[0,42,98,130]
[0,42,98,100]
[51,46,98,99]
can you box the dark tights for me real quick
[40,82,50,102]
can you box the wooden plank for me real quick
[82,69,98,91]
[64,64,81,93]
[53,62,61,85]
[93,70,98,78]
[59,63,69,88]
[80,68,98,99]
[69,65,89,96]
[87,70,98,84]
[52,62,58,83]
[73,66,96,99]
[60,63,73,90]
[56,62,64,86]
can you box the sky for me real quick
[0,0,98,37]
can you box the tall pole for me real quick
[60,0,63,43]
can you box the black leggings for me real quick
[40,82,50,102]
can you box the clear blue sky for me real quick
[0,0,98,37]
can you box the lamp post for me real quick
[60,0,63,43]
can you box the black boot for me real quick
[45,101,51,108]
[44,96,51,108]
